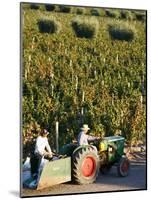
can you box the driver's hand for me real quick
[44,152,52,157]
[48,152,53,158]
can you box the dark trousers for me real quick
[30,153,42,178]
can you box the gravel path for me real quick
[22,152,146,197]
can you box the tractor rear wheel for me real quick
[117,156,130,177]
[72,146,99,184]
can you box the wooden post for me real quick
[69,59,72,67]
[81,107,84,115]
[116,54,119,64]
[94,70,97,78]
[31,37,35,50]
[82,91,85,102]
[140,95,143,108]
[81,107,84,125]
[75,75,78,91]
[56,121,59,153]
[51,83,54,97]
[141,76,145,96]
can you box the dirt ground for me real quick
[21,151,146,197]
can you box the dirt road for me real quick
[22,152,146,197]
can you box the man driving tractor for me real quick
[77,124,100,145]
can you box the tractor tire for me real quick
[72,146,99,184]
[117,156,130,177]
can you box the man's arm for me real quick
[45,139,53,156]
[87,135,99,141]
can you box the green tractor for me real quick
[23,136,130,190]
[60,135,130,184]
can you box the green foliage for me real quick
[120,10,134,20]
[71,17,99,38]
[90,9,100,16]
[59,5,71,13]
[22,121,41,160]
[134,11,146,22]
[105,9,121,18]
[45,4,56,12]
[37,17,61,34]
[76,7,85,15]
[30,4,40,10]
[99,8,106,17]
[22,5,146,155]
[108,22,136,41]
[129,99,146,145]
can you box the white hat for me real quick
[80,124,90,131]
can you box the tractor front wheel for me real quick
[72,146,99,184]
[117,156,130,177]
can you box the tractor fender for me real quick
[72,145,97,157]
[59,143,78,156]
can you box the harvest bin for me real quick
[23,157,71,190]
[37,157,71,190]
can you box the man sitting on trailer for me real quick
[30,129,53,180]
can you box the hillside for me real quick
[22,4,146,154]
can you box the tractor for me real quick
[60,135,130,184]
[22,135,130,190]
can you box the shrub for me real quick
[120,10,134,20]
[37,17,61,34]
[135,11,146,22]
[90,9,100,16]
[71,17,99,39]
[45,4,55,12]
[108,22,136,41]
[99,8,106,17]
[105,9,120,18]
[59,5,71,13]
[76,7,85,15]
[30,4,40,10]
